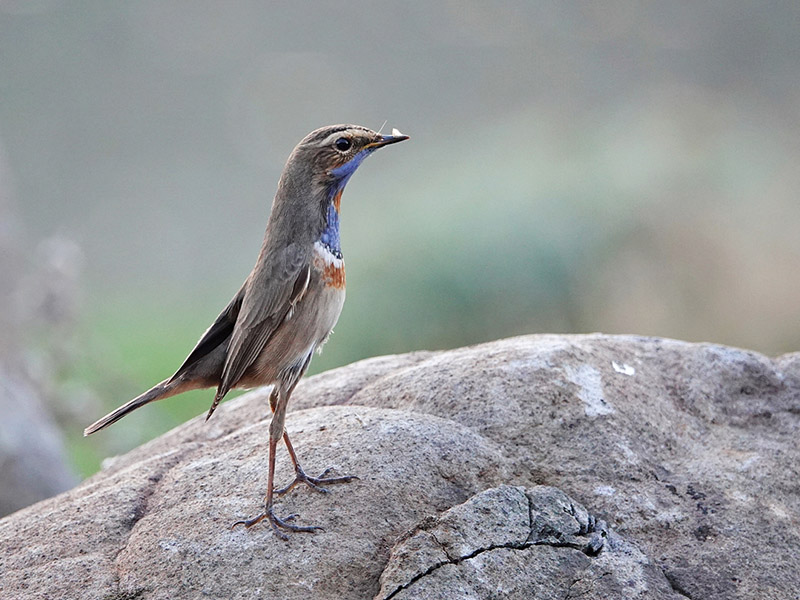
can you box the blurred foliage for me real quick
[1,1,799,476]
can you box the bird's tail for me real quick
[84,378,183,436]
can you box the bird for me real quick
[84,124,409,539]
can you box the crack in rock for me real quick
[663,569,694,599]
[378,485,608,600]
[382,538,540,600]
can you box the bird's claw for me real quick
[231,507,322,540]
[275,466,359,496]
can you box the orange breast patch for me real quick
[323,262,346,289]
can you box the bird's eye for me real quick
[334,137,352,151]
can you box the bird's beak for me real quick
[365,128,409,149]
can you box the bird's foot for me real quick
[231,506,322,541]
[275,466,359,496]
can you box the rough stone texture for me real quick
[1,334,798,599]
[378,485,679,600]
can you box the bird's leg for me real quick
[274,431,359,496]
[231,384,321,539]
[268,384,358,497]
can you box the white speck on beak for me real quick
[391,127,404,137]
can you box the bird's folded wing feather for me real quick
[216,242,310,399]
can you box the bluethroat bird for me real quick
[85,124,409,539]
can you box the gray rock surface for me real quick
[1,334,798,599]
[377,485,680,600]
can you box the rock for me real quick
[377,485,681,600]
[1,334,798,600]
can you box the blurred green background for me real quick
[1,1,799,479]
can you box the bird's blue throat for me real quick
[319,195,342,258]
[319,149,373,258]
[330,148,371,182]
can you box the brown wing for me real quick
[214,242,310,404]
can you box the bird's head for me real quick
[294,124,409,189]
[268,124,408,246]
